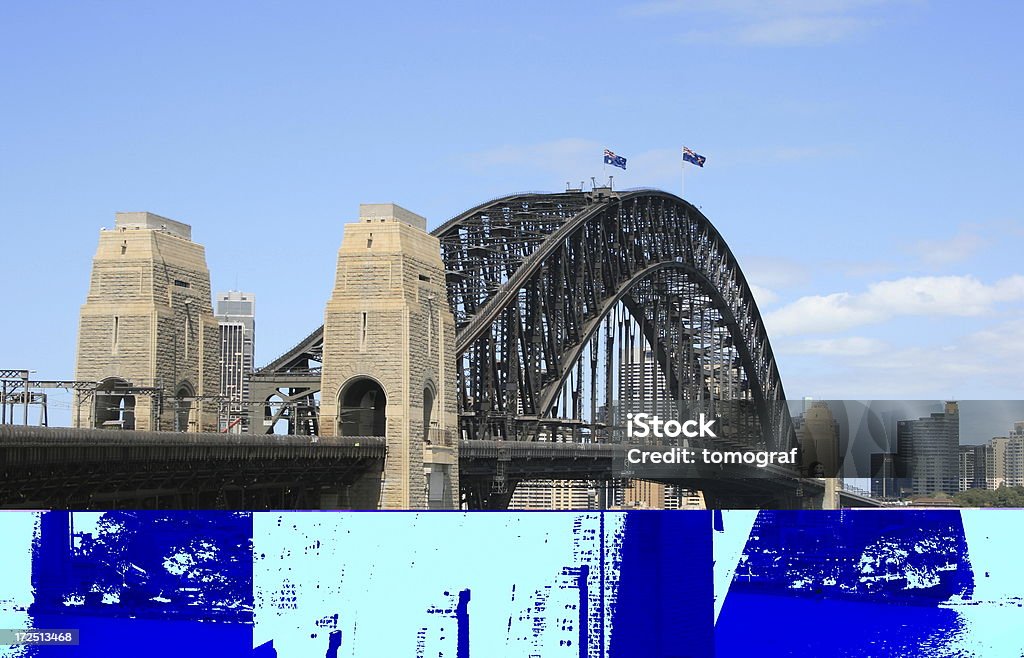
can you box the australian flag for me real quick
[604,148,627,170]
[683,146,706,167]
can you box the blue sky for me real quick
[2,1,1022,426]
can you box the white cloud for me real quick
[785,336,887,356]
[465,138,601,174]
[780,317,1024,399]
[907,229,988,267]
[711,145,853,168]
[466,140,842,187]
[748,283,779,306]
[694,16,871,46]
[631,0,891,18]
[464,140,682,187]
[765,274,1024,336]
[740,257,810,289]
[628,0,898,46]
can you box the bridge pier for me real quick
[319,204,459,510]
[74,212,220,432]
[331,464,384,510]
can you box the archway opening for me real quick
[423,385,435,443]
[338,378,387,437]
[174,381,194,432]
[94,378,135,430]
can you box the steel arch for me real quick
[255,188,794,456]
[434,188,793,452]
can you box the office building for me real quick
[509,480,595,509]
[870,452,900,499]
[1007,422,1024,488]
[216,291,255,433]
[958,444,990,492]
[896,402,959,497]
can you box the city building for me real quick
[1007,422,1024,488]
[795,402,840,478]
[986,437,1010,490]
[896,402,960,497]
[957,444,990,492]
[620,348,672,419]
[794,401,841,509]
[215,291,256,433]
[957,425,1024,491]
[870,452,900,499]
[508,480,595,510]
[618,346,705,507]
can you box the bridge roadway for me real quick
[0,425,877,509]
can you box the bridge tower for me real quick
[320,204,459,510]
[74,212,219,432]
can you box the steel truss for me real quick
[436,188,793,454]
[255,187,794,458]
[248,326,323,435]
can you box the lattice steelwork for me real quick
[255,188,793,458]
[248,326,323,435]
[434,188,793,453]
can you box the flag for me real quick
[683,146,706,167]
[604,148,627,170]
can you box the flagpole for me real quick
[681,149,685,201]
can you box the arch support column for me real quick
[74,212,219,432]
[320,204,459,510]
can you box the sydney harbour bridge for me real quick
[0,187,873,509]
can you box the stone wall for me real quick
[74,214,219,432]
[321,204,459,509]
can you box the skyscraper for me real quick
[1007,422,1024,488]
[618,347,696,509]
[620,348,671,417]
[795,402,840,478]
[897,401,959,497]
[216,291,255,433]
[957,444,991,492]
[984,437,1010,489]
[508,480,595,509]
[870,452,900,499]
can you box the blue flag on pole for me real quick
[683,146,706,167]
[604,148,627,170]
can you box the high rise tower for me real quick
[795,402,841,509]
[216,291,256,433]
[897,401,959,496]
[74,212,219,432]
[320,204,458,509]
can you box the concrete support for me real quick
[74,212,219,432]
[320,204,459,509]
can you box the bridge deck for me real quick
[0,425,879,508]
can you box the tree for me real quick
[952,485,1024,508]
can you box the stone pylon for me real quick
[320,204,459,509]
[74,212,219,432]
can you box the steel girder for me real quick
[434,189,793,453]
[256,188,792,456]
[248,326,323,434]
